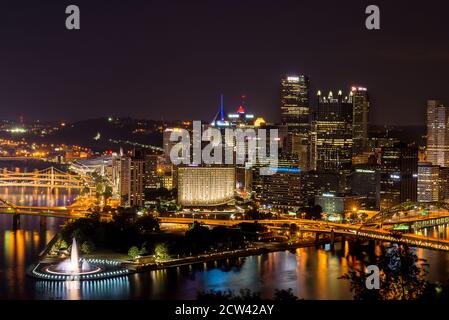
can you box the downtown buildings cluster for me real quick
[104,75,449,220]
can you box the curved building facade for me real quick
[178,166,235,207]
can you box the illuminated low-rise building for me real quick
[177,166,235,207]
[315,193,366,215]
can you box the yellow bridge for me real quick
[0,167,92,190]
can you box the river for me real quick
[2,187,449,300]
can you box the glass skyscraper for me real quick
[280,74,310,133]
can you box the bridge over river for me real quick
[159,216,449,252]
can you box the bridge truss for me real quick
[363,201,449,226]
[0,167,93,190]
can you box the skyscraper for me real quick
[417,162,449,202]
[311,90,353,175]
[351,165,380,210]
[379,142,418,209]
[254,154,302,211]
[426,100,449,167]
[351,86,370,155]
[280,75,310,133]
[280,74,311,171]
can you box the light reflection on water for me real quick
[0,186,78,207]
[3,216,449,299]
[3,186,449,299]
[34,277,131,300]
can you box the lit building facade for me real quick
[426,100,449,167]
[351,165,380,210]
[280,75,311,171]
[129,158,145,207]
[311,90,353,175]
[315,193,366,215]
[380,142,418,209]
[284,132,310,171]
[280,75,310,133]
[300,171,347,208]
[112,154,130,203]
[177,166,235,207]
[254,154,302,211]
[352,86,370,155]
[417,162,449,202]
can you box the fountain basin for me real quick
[45,264,103,276]
[30,258,131,281]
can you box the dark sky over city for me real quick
[0,0,448,125]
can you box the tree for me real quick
[135,215,160,233]
[304,205,323,220]
[197,289,261,301]
[128,246,140,259]
[58,239,69,250]
[340,244,430,300]
[274,288,298,301]
[185,222,212,253]
[81,240,95,254]
[154,243,170,260]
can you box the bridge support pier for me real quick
[39,216,47,230]
[315,233,320,244]
[12,214,21,230]
[330,229,335,246]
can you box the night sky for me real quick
[0,0,448,125]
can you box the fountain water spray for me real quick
[69,238,80,273]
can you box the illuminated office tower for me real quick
[129,157,145,207]
[284,132,310,171]
[144,154,164,190]
[177,166,235,207]
[426,100,449,167]
[112,154,130,203]
[280,75,310,133]
[351,86,370,155]
[254,154,302,211]
[379,142,418,209]
[299,171,346,208]
[111,150,147,207]
[417,162,449,202]
[351,165,380,210]
[312,90,353,175]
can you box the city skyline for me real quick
[3,0,449,307]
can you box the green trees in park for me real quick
[154,243,170,261]
[60,209,161,254]
[128,246,140,259]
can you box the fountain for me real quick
[45,238,102,276]
[31,238,130,281]
[68,238,80,273]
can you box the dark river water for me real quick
[2,187,449,300]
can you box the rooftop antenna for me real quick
[220,94,225,121]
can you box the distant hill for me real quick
[22,117,165,153]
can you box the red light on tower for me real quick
[237,105,245,114]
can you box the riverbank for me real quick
[126,237,332,273]
[34,233,332,280]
